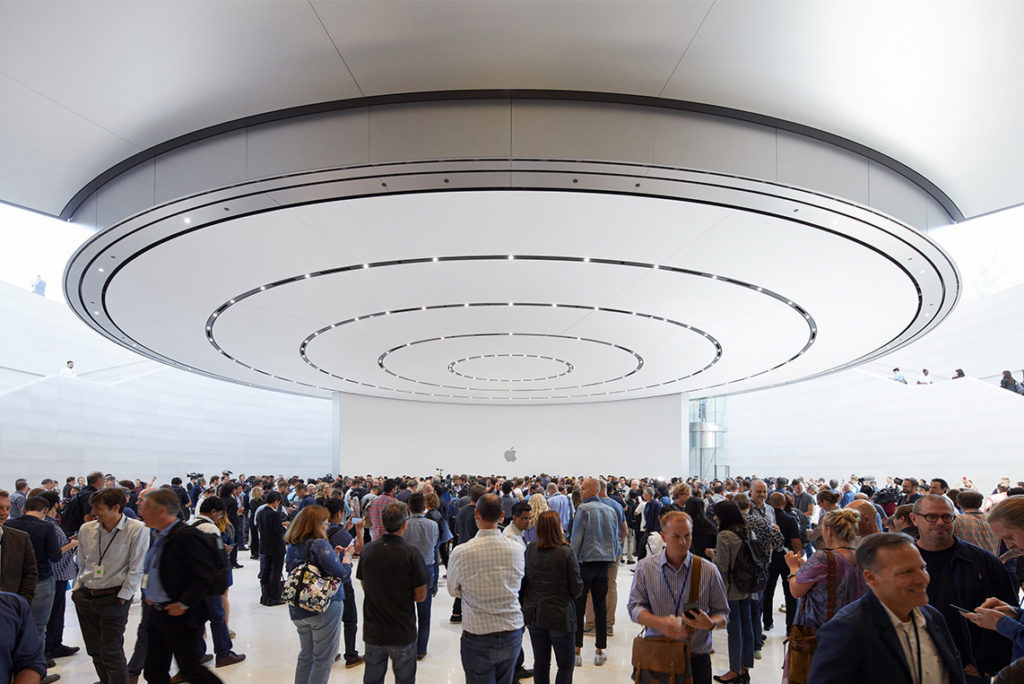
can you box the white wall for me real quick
[0,281,333,485]
[336,392,687,478]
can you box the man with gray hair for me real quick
[911,494,1016,682]
[546,483,573,534]
[357,501,428,684]
[809,533,965,682]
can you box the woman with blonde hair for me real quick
[783,509,868,682]
[284,505,354,684]
[964,496,1024,664]
[525,491,550,544]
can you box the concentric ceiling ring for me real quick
[448,354,573,383]
[65,157,960,404]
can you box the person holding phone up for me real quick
[627,510,729,684]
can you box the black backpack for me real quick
[730,530,768,594]
[188,520,231,596]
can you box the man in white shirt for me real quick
[502,502,532,548]
[809,533,966,683]
[447,494,525,684]
[72,487,149,684]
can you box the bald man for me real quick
[763,493,802,634]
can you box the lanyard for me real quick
[660,562,689,616]
[911,618,922,684]
[98,527,120,566]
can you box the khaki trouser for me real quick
[584,557,618,628]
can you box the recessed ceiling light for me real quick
[93,310,99,315]
[183,217,192,224]
[584,257,591,262]
[432,257,438,262]
[304,274,311,279]
[97,268,104,273]
[363,264,369,269]
[508,255,515,260]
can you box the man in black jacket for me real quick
[449,484,485,623]
[139,488,222,684]
[0,491,37,605]
[254,491,286,606]
[61,471,102,536]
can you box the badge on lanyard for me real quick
[94,566,105,578]
[141,573,149,590]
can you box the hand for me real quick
[964,607,1007,631]
[681,609,716,632]
[964,664,980,678]
[705,548,716,559]
[784,550,803,573]
[978,597,1015,616]
[69,539,79,549]
[659,615,687,640]
[167,602,187,616]
[771,524,780,532]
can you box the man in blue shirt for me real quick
[569,478,619,667]
[0,591,46,683]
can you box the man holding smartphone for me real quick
[627,510,729,684]
[324,499,364,668]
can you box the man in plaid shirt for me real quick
[367,478,400,541]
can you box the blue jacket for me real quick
[809,590,965,684]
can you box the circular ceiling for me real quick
[66,159,959,404]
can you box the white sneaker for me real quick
[575,654,582,667]
[595,651,607,666]
[753,650,762,660]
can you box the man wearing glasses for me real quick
[911,495,1017,683]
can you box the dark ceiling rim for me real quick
[59,89,963,223]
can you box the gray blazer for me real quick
[714,528,752,601]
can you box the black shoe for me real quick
[200,653,214,664]
[265,599,286,607]
[417,653,427,661]
[449,613,462,623]
[50,645,80,658]
[41,675,60,684]
[345,655,365,668]
[238,546,248,551]
[232,563,244,569]
[46,658,56,668]
[516,668,534,680]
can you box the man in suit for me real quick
[254,491,286,606]
[139,488,222,684]
[809,533,966,683]
[0,490,38,605]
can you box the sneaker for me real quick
[594,652,607,666]
[606,626,614,636]
[345,655,365,668]
[583,624,595,633]
[450,613,462,623]
[753,650,762,660]
[575,654,582,667]
[216,651,246,667]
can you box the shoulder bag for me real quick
[785,549,837,684]
[282,540,342,613]
[631,556,704,684]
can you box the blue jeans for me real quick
[29,576,55,647]
[363,641,416,684]
[527,627,574,684]
[416,564,437,656]
[750,592,763,647]
[726,598,754,673]
[200,595,232,658]
[461,628,523,684]
[292,599,342,684]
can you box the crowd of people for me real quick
[1,469,1023,684]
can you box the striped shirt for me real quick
[447,529,525,634]
[45,516,78,582]
[404,514,439,566]
[953,512,999,555]
[627,551,730,654]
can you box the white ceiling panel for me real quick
[314,0,711,96]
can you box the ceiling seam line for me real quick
[0,71,141,149]
[657,0,717,98]
[306,0,365,97]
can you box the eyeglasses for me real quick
[919,513,956,524]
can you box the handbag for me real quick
[281,540,342,613]
[786,549,837,684]
[631,556,703,684]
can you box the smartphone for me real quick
[682,601,700,619]
[950,603,974,614]
[351,517,363,524]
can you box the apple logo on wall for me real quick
[504,446,517,463]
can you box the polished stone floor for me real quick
[56,556,788,683]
